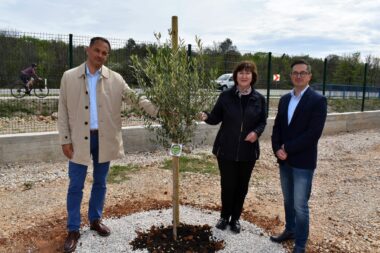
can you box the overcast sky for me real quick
[1,0,379,58]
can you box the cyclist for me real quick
[20,63,42,94]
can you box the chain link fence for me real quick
[1,30,379,134]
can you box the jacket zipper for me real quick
[236,97,245,161]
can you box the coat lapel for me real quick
[283,94,291,125]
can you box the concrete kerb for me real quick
[0,110,379,164]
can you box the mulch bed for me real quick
[130,223,225,253]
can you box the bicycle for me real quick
[11,77,50,98]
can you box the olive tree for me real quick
[130,32,216,239]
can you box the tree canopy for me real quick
[1,31,379,89]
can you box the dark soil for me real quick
[130,223,225,253]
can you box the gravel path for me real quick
[75,206,286,253]
[0,128,379,252]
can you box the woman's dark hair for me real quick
[89,37,111,51]
[233,60,258,86]
[31,63,37,68]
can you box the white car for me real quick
[215,73,234,91]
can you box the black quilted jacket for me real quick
[205,86,267,161]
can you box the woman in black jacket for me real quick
[200,61,267,233]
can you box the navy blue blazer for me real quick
[271,87,327,169]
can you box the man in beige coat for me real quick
[58,37,158,253]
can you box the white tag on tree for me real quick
[169,143,183,157]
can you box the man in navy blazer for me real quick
[270,59,327,253]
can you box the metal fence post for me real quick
[361,63,368,112]
[69,34,73,69]
[322,58,327,96]
[266,52,272,115]
[187,44,192,60]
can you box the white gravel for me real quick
[75,206,286,253]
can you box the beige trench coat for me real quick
[58,63,158,166]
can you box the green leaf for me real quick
[131,33,217,146]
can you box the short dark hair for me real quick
[89,37,111,51]
[233,61,258,86]
[291,59,311,73]
[31,63,37,68]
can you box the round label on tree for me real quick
[169,143,183,156]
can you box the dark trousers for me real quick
[217,158,255,221]
[20,73,29,85]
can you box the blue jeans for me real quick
[279,163,315,250]
[66,133,110,232]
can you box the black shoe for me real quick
[63,231,80,253]
[215,218,228,230]
[270,230,295,243]
[229,219,241,233]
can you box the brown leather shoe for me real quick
[90,219,111,236]
[63,231,80,253]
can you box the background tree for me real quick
[333,52,363,84]
[365,54,380,86]
[1,30,380,91]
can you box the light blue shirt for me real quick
[288,86,309,125]
[85,65,101,130]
